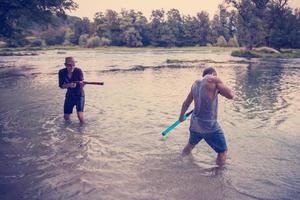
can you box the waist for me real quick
[192,112,217,121]
[190,114,220,133]
[66,89,85,97]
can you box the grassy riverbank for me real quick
[0,46,239,56]
[231,49,300,59]
[1,46,299,58]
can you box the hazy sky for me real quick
[68,0,300,20]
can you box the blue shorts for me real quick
[189,129,227,153]
[64,96,85,114]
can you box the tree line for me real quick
[0,0,299,49]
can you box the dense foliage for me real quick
[0,0,77,45]
[0,0,299,49]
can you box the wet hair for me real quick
[65,57,75,64]
[202,67,216,77]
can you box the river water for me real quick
[0,48,299,200]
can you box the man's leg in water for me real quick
[203,129,228,166]
[182,143,195,156]
[76,97,85,124]
[64,114,71,121]
[216,150,227,166]
[64,97,74,121]
[182,131,202,156]
[77,112,84,124]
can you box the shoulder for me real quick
[195,79,204,85]
[74,67,83,73]
[192,79,201,88]
[59,68,67,74]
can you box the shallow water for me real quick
[0,48,300,200]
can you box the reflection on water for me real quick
[233,60,299,131]
[234,62,284,124]
[0,49,300,200]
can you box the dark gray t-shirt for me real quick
[58,67,85,97]
[190,76,220,133]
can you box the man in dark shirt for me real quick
[58,57,85,123]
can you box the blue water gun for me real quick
[162,110,193,136]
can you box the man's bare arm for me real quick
[179,90,193,122]
[213,77,234,99]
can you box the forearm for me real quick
[179,101,190,120]
[216,81,234,100]
[227,89,234,99]
[179,90,193,121]
[220,85,234,99]
[61,83,73,89]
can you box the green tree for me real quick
[226,0,269,49]
[195,11,211,46]
[71,17,92,44]
[181,15,197,46]
[290,9,300,48]
[210,6,235,44]
[148,9,173,47]
[182,12,211,46]
[86,36,101,48]
[166,9,183,46]
[79,34,89,46]
[94,10,122,46]
[41,27,65,46]
[0,0,77,40]
[215,35,228,47]
[119,9,148,47]
[218,5,232,41]
[228,36,240,47]
[266,0,297,49]
[210,14,221,44]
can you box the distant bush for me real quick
[0,41,7,48]
[86,36,101,48]
[99,37,111,46]
[64,28,73,40]
[42,28,65,46]
[227,37,239,47]
[30,39,43,47]
[62,40,71,46]
[7,38,30,47]
[206,43,213,47]
[78,34,89,46]
[64,28,77,45]
[231,50,259,58]
[214,36,227,47]
[68,33,78,45]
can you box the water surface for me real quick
[0,48,300,199]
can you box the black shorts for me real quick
[64,96,85,114]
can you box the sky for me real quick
[67,0,300,20]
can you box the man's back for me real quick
[190,75,220,133]
[179,67,234,164]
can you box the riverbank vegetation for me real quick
[0,46,238,56]
[231,48,300,58]
[0,0,299,54]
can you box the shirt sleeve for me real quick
[78,68,84,81]
[58,70,64,88]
